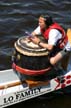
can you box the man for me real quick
[29,15,71,70]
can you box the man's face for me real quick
[38,17,47,29]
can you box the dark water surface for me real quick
[0,0,71,107]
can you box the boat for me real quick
[0,29,71,108]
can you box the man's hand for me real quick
[30,36,41,44]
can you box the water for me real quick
[0,0,71,107]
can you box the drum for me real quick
[12,36,54,81]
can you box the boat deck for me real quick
[0,69,19,84]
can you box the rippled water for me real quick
[0,0,71,107]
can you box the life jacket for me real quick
[41,23,68,49]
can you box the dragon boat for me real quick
[0,29,71,108]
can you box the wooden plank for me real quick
[0,80,26,90]
[26,80,49,88]
[67,28,71,45]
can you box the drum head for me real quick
[15,36,49,56]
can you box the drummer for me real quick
[29,15,71,70]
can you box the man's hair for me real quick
[40,15,54,26]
